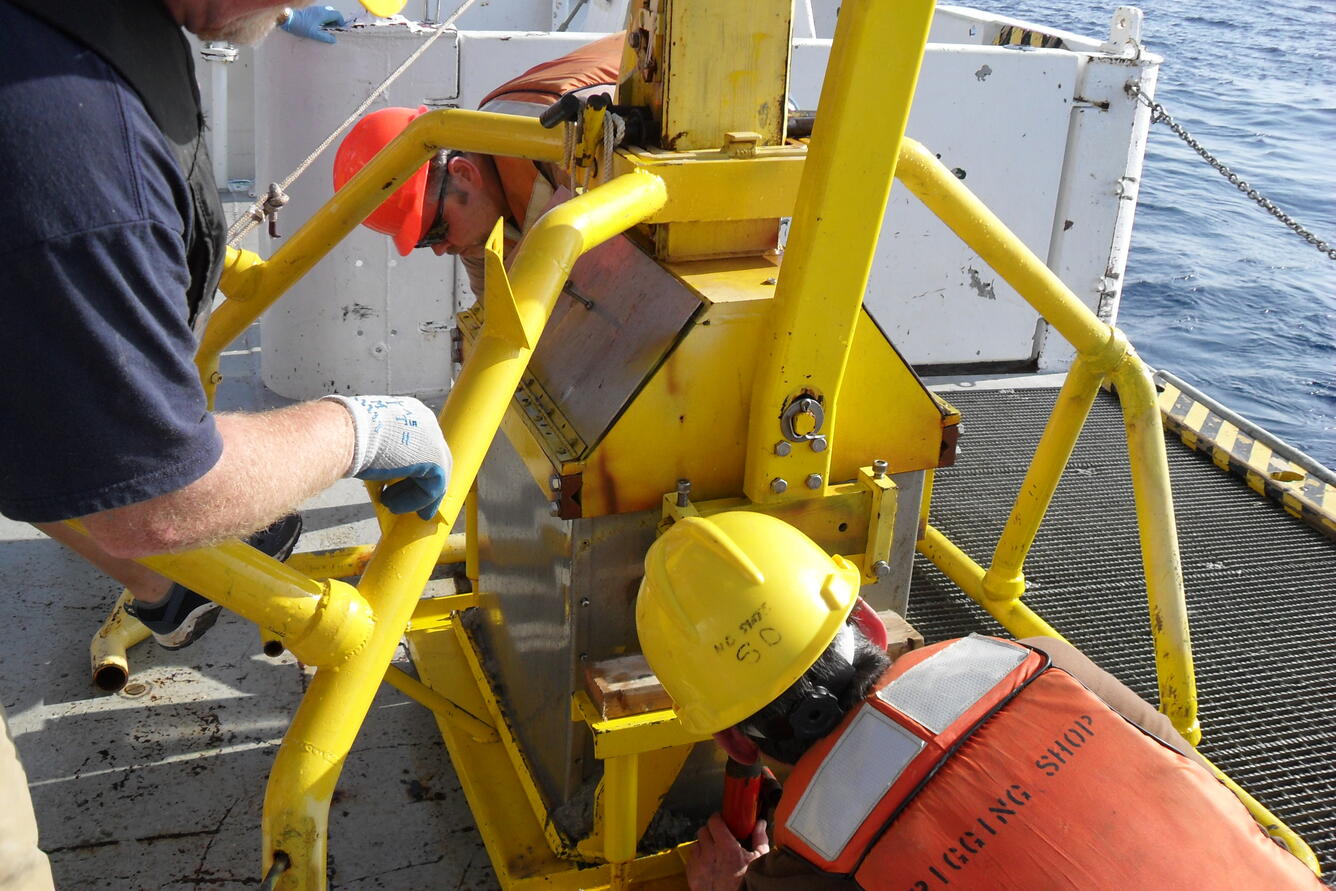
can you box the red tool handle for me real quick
[722,757,766,841]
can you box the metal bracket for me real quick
[657,466,898,585]
[481,218,532,350]
[856,463,899,583]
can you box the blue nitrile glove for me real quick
[324,395,452,520]
[279,6,346,44]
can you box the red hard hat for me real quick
[333,106,430,256]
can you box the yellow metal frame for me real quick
[68,108,666,889]
[894,138,1194,736]
[404,614,694,890]
[893,139,1318,870]
[67,0,1318,881]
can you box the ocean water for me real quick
[968,0,1336,468]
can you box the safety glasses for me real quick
[415,151,455,249]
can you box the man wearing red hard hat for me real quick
[0,1,448,887]
[334,32,624,297]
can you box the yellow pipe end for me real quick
[89,589,152,693]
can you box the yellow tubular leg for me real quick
[987,353,1112,590]
[58,518,375,669]
[603,755,639,890]
[1111,354,1199,744]
[283,535,467,581]
[382,665,497,743]
[133,541,374,668]
[89,588,151,692]
[263,172,667,890]
[918,524,1063,640]
[894,136,1199,741]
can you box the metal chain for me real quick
[226,0,480,246]
[1128,84,1336,262]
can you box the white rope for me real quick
[562,112,578,173]
[600,111,625,184]
[226,0,480,246]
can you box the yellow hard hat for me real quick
[358,0,407,16]
[636,512,862,736]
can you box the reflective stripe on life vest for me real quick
[778,636,1043,868]
[773,636,1323,889]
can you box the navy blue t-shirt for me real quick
[0,3,223,523]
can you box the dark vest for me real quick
[7,0,226,324]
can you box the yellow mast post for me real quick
[743,0,938,504]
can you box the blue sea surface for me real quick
[968,0,1336,468]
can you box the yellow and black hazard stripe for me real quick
[993,25,1066,50]
[1157,376,1336,540]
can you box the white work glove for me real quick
[323,395,452,520]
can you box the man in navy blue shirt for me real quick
[0,1,439,884]
[0,0,446,635]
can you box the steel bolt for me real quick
[550,475,563,492]
[810,435,828,453]
[774,441,792,457]
[805,473,823,490]
[549,500,562,517]
[872,560,891,578]
[771,478,788,495]
[873,459,888,479]
[676,478,692,507]
[579,598,591,608]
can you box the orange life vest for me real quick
[772,635,1320,889]
[479,32,625,231]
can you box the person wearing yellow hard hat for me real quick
[0,2,442,886]
[635,512,1321,891]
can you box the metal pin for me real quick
[872,560,891,578]
[565,286,595,310]
[676,479,692,507]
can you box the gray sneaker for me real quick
[125,513,304,649]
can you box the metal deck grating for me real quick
[907,386,1336,875]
